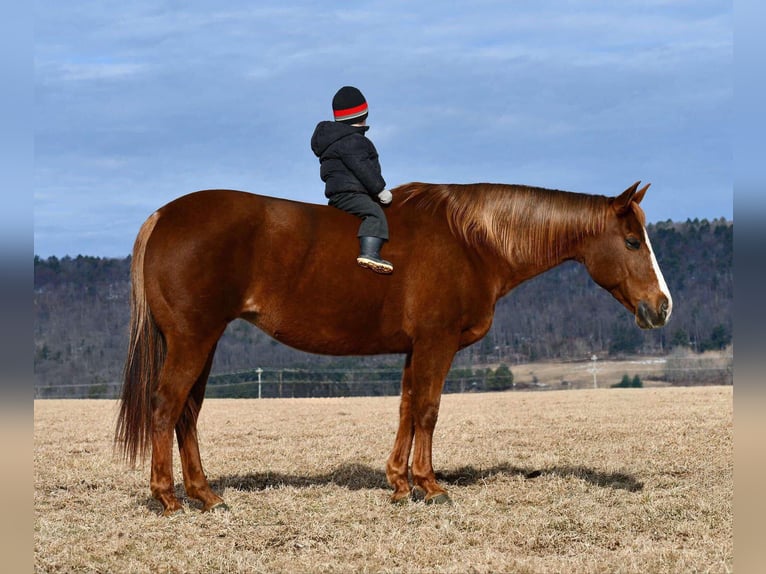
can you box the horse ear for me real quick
[633,182,651,205]
[613,181,641,215]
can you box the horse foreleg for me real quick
[409,341,457,504]
[150,340,216,516]
[386,353,414,503]
[175,346,226,512]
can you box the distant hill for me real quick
[34,218,732,397]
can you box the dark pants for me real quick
[328,192,389,240]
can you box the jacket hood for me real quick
[311,121,369,157]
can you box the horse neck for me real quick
[399,182,608,296]
[489,232,581,296]
[476,189,608,294]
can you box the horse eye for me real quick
[625,237,641,250]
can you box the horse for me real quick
[115,181,672,515]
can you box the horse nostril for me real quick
[659,299,669,321]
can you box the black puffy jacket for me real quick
[310,121,386,199]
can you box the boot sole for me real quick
[356,257,393,274]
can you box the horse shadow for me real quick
[209,462,644,494]
[144,462,642,512]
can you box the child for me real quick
[311,86,393,274]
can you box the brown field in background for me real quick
[35,387,732,573]
[493,349,732,390]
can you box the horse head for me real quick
[581,181,672,329]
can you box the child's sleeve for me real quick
[341,139,386,196]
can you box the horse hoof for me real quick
[206,501,230,513]
[410,487,426,503]
[425,493,452,505]
[389,492,411,505]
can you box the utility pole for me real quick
[590,355,598,389]
[256,367,263,399]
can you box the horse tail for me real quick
[115,211,165,466]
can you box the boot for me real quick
[356,236,393,274]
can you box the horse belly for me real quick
[241,301,410,356]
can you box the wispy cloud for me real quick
[41,61,145,82]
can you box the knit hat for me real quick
[332,86,368,125]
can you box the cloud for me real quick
[45,61,145,82]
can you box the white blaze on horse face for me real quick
[643,226,673,319]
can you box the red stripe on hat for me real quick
[333,102,368,120]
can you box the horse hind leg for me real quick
[175,344,227,512]
[150,337,220,516]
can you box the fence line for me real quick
[34,355,733,399]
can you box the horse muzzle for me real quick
[635,297,671,329]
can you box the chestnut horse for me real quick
[116,181,671,515]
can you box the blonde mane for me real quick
[398,182,610,266]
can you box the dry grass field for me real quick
[490,349,732,390]
[34,387,732,573]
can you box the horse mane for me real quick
[397,182,610,266]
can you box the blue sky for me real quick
[34,1,732,257]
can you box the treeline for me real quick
[33,218,732,397]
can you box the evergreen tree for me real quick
[612,374,632,388]
[486,364,514,391]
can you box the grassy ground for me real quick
[34,387,732,573]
